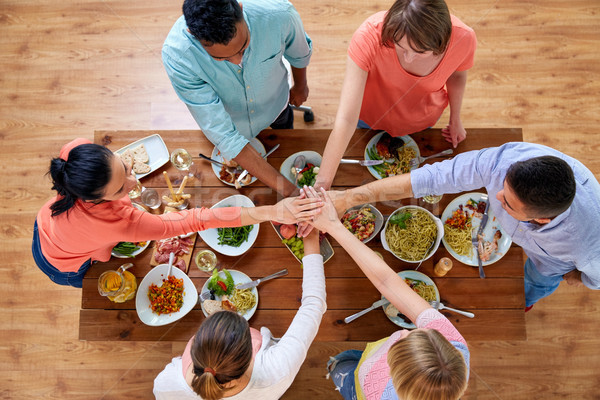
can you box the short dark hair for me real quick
[183,0,244,46]
[505,156,576,219]
[48,144,113,217]
[381,0,452,55]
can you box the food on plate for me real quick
[203,299,223,315]
[162,172,191,208]
[122,145,151,174]
[478,230,503,262]
[385,303,400,318]
[221,295,237,312]
[219,164,253,185]
[282,235,305,260]
[153,236,195,271]
[291,163,319,187]
[443,205,473,257]
[385,209,437,261]
[279,223,297,240]
[404,277,437,302]
[207,268,235,296]
[230,288,257,315]
[217,225,254,247]
[366,132,416,178]
[112,241,147,257]
[341,206,376,241]
[147,275,185,315]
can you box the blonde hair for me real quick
[190,311,252,400]
[387,329,467,400]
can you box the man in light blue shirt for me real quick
[336,142,600,310]
[163,0,312,196]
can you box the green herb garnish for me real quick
[389,212,412,229]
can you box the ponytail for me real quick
[48,144,113,216]
[190,311,253,400]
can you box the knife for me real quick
[236,144,281,184]
[340,158,384,166]
[236,268,288,290]
[474,196,490,279]
[344,299,389,324]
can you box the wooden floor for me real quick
[1,0,599,398]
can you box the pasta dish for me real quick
[385,208,437,261]
[444,206,473,257]
[230,288,257,315]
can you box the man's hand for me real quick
[563,270,584,287]
[289,83,309,107]
[272,196,323,224]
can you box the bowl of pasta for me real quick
[381,206,444,263]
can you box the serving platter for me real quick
[441,192,512,266]
[115,134,169,179]
[135,263,198,327]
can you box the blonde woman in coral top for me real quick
[316,0,476,190]
[32,138,322,287]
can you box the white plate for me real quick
[341,203,384,244]
[382,270,440,329]
[135,263,198,326]
[198,195,259,256]
[364,131,421,180]
[199,269,258,320]
[441,192,512,267]
[381,206,444,263]
[111,240,151,258]
[279,150,322,187]
[211,138,266,187]
[115,134,169,180]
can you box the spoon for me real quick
[292,155,306,186]
[167,252,175,277]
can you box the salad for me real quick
[341,207,376,241]
[207,268,235,296]
[147,275,184,315]
[292,163,319,187]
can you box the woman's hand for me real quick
[441,120,466,149]
[303,228,320,255]
[302,186,342,233]
[271,195,323,224]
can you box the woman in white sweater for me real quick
[153,231,326,400]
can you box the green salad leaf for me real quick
[207,268,235,296]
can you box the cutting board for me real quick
[149,206,197,274]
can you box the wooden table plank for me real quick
[83,128,526,342]
[79,308,526,342]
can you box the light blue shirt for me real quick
[411,142,600,290]
[162,0,312,160]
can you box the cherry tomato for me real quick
[217,281,228,291]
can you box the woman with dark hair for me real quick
[153,231,326,399]
[316,0,477,190]
[303,186,469,400]
[33,138,322,288]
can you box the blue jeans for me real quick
[326,350,362,400]
[32,220,92,288]
[524,258,563,307]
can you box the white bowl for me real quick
[135,263,198,326]
[198,195,259,256]
[279,151,322,187]
[381,206,444,263]
[341,203,384,244]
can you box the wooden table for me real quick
[80,128,526,342]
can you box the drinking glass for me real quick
[195,250,217,273]
[170,148,195,184]
[422,194,442,204]
[140,188,161,209]
[128,179,143,200]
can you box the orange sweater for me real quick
[36,196,242,272]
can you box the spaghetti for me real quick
[230,288,257,315]
[385,208,437,261]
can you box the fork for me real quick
[198,291,212,304]
[429,301,475,318]
[409,149,454,168]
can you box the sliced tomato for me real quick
[217,281,228,291]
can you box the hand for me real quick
[326,190,350,218]
[563,270,584,287]
[302,228,320,255]
[272,195,323,224]
[295,189,315,237]
[289,83,309,107]
[302,186,342,233]
[441,120,467,149]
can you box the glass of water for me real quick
[140,188,161,209]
